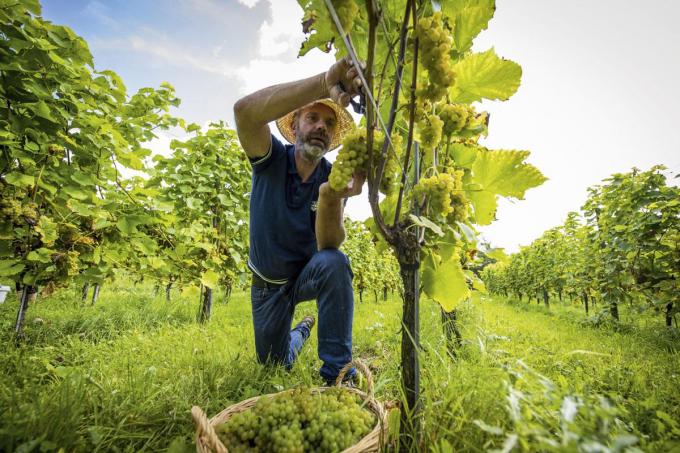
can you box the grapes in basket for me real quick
[216,387,375,453]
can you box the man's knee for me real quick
[316,248,352,277]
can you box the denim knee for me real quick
[316,249,352,280]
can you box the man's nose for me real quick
[314,123,328,137]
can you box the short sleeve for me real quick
[249,134,285,173]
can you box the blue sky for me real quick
[42,0,273,126]
[39,0,680,252]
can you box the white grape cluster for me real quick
[216,387,375,453]
[438,103,489,137]
[416,12,456,101]
[417,113,444,152]
[413,169,467,221]
[329,129,403,194]
[329,128,367,191]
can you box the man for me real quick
[233,57,365,385]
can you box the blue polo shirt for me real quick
[248,134,333,284]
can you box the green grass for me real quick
[0,284,678,452]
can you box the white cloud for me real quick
[256,0,305,58]
[236,0,261,7]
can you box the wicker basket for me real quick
[191,360,387,453]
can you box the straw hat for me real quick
[276,99,355,151]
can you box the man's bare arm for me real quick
[232,58,362,159]
[316,172,365,249]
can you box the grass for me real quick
[0,283,678,452]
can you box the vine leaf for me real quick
[4,172,35,188]
[450,48,522,103]
[409,214,444,236]
[297,0,336,57]
[449,142,479,168]
[422,251,470,312]
[441,1,496,54]
[468,149,546,225]
[200,269,219,289]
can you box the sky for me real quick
[40,0,680,252]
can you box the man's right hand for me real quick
[325,57,364,108]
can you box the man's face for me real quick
[293,103,337,162]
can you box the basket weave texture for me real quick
[191,360,387,453]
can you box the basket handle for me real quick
[336,359,374,398]
[191,406,227,453]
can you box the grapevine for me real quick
[216,387,375,453]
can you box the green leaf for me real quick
[200,269,220,289]
[0,260,25,277]
[116,216,141,235]
[27,248,52,264]
[62,185,90,201]
[450,48,522,103]
[71,171,96,186]
[297,0,336,57]
[422,251,470,312]
[4,172,35,188]
[67,199,95,217]
[36,216,58,245]
[486,248,509,263]
[468,190,497,225]
[449,143,478,168]
[472,149,546,199]
[451,5,496,54]
[409,214,444,236]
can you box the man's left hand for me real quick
[319,171,366,200]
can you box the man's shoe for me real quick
[324,373,357,388]
[297,315,315,331]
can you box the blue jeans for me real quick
[250,249,354,382]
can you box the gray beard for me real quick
[297,141,327,162]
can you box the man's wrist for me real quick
[319,72,330,99]
[319,187,344,203]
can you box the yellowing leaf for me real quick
[450,48,522,103]
[450,4,496,53]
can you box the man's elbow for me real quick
[233,97,250,123]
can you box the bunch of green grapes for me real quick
[1,198,23,224]
[417,113,443,151]
[437,102,490,138]
[216,387,375,453]
[438,103,470,136]
[415,12,456,101]
[413,172,456,217]
[329,129,368,191]
[447,169,468,222]
[332,0,359,34]
[21,202,40,226]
